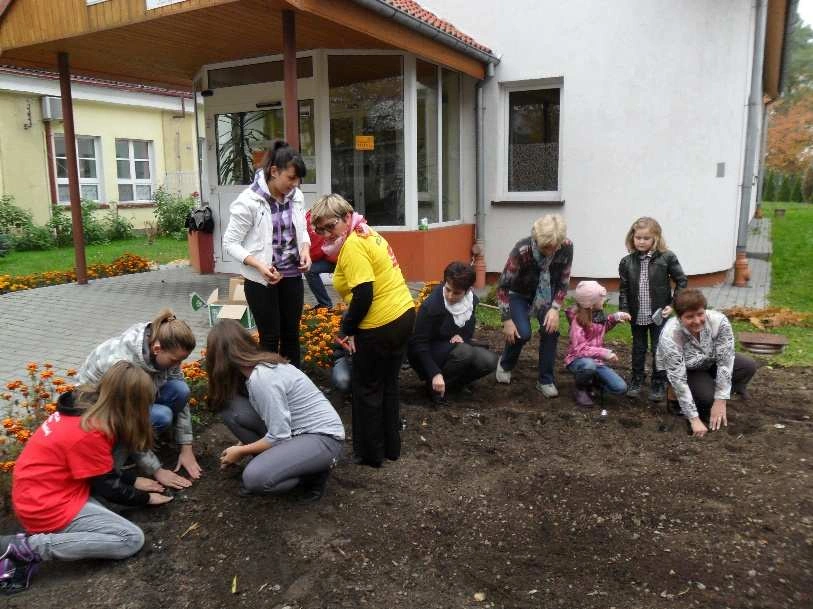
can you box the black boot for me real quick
[650,373,667,403]
[626,375,644,398]
[299,470,331,504]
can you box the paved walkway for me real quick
[0,218,771,382]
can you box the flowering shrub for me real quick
[1,363,77,478]
[297,282,437,371]
[0,253,151,295]
[181,355,208,409]
[299,305,346,370]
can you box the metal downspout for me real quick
[734,0,768,287]
[473,62,495,288]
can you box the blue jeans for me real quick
[304,259,336,308]
[150,379,190,433]
[566,358,627,395]
[499,293,559,385]
[331,355,352,394]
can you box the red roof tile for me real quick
[383,0,493,54]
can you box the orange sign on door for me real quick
[355,135,375,151]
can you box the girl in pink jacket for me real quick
[565,281,631,407]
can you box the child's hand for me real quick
[154,467,192,490]
[220,445,245,468]
[617,312,632,322]
[449,335,463,344]
[605,351,618,363]
[134,477,164,492]
[148,492,174,506]
[662,306,673,317]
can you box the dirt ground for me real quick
[3,329,812,609]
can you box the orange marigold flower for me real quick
[44,362,54,369]
[66,368,78,377]
[26,362,38,372]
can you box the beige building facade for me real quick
[0,66,200,228]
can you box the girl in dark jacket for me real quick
[618,217,687,401]
[408,262,498,404]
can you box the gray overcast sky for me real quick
[799,0,813,27]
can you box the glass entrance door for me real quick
[328,55,404,226]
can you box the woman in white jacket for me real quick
[223,140,311,368]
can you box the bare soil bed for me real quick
[4,329,812,609]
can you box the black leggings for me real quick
[351,308,416,465]
[244,276,304,368]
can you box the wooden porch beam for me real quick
[283,9,299,149]
[57,51,87,285]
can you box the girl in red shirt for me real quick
[0,361,172,595]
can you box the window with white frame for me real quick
[506,83,561,194]
[54,134,102,203]
[116,139,154,202]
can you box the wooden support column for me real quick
[57,52,88,285]
[282,10,299,149]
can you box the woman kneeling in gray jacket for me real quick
[207,320,345,502]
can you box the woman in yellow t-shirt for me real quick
[309,194,415,468]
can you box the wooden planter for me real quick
[738,332,789,355]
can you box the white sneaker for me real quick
[536,382,559,398]
[495,362,512,384]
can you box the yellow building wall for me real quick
[0,92,199,230]
[0,91,52,224]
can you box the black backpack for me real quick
[186,206,214,233]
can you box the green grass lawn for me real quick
[0,237,189,276]
[744,202,813,366]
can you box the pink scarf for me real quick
[321,212,368,259]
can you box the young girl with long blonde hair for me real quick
[618,217,687,401]
[2,361,172,595]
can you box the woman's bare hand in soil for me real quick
[690,417,708,437]
[503,320,520,344]
[148,492,174,506]
[154,467,192,489]
[709,399,727,431]
[432,373,446,396]
[134,477,164,492]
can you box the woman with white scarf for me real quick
[408,262,498,404]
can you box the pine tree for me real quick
[789,174,804,202]
[803,164,813,202]
[762,170,777,201]
[777,174,793,202]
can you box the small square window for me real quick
[507,87,560,193]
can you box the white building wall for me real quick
[426,0,756,278]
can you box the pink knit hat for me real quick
[574,280,607,308]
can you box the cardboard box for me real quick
[190,276,255,329]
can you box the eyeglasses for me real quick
[313,218,341,235]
